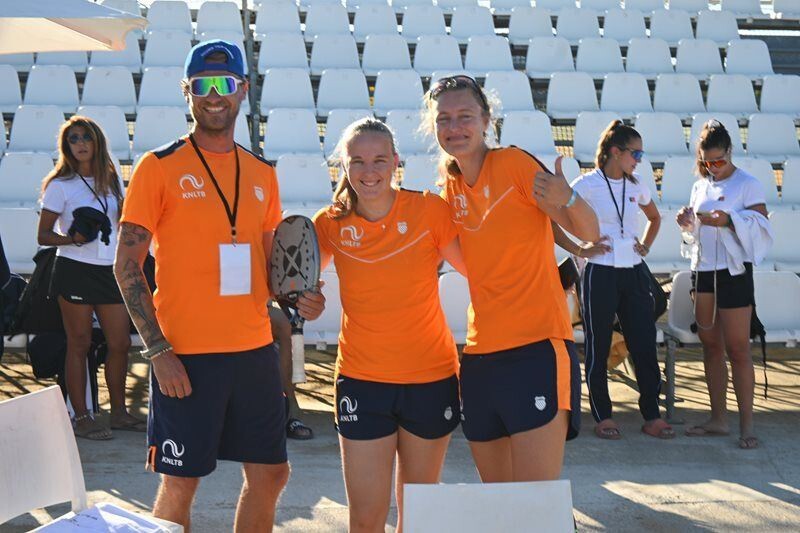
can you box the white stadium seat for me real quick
[7,105,65,156]
[746,113,800,163]
[695,11,740,45]
[0,153,54,207]
[35,51,88,73]
[77,105,132,160]
[582,0,618,10]
[260,68,315,113]
[196,1,244,39]
[634,112,690,163]
[413,35,463,77]
[490,0,533,16]
[438,271,470,343]
[669,0,710,14]
[386,109,432,160]
[0,120,4,158]
[705,74,758,119]
[0,208,39,274]
[537,155,581,182]
[0,65,21,114]
[676,38,724,79]
[372,70,424,116]
[508,7,554,46]
[753,273,800,340]
[146,0,192,37]
[323,109,375,158]
[525,37,574,79]
[464,36,514,78]
[634,156,659,205]
[575,38,624,78]
[689,112,745,156]
[721,0,765,18]
[725,40,774,79]
[638,208,689,274]
[537,0,575,9]
[304,270,342,345]
[774,0,800,19]
[234,111,252,149]
[304,3,351,41]
[625,37,673,79]
[437,0,479,13]
[258,33,309,72]
[310,34,361,76]
[132,106,188,161]
[653,73,706,118]
[546,72,599,120]
[572,111,622,163]
[263,108,322,160]
[602,9,646,42]
[353,4,398,42]
[600,73,653,118]
[626,0,662,14]
[137,67,186,110]
[499,110,557,156]
[316,69,371,117]
[402,154,440,192]
[764,214,800,272]
[450,6,495,44]
[401,5,446,42]
[254,1,301,38]
[89,33,141,73]
[362,34,412,76]
[24,65,78,114]
[1,53,34,73]
[483,70,534,115]
[556,7,600,44]
[276,154,333,207]
[143,30,192,68]
[81,67,137,114]
[660,156,699,208]
[759,75,800,118]
[733,156,779,207]
[780,158,800,208]
[392,0,435,9]
[649,9,694,47]
[101,0,140,14]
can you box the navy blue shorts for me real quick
[146,344,287,477]
[335,374,460,440]
[459,339,581,442]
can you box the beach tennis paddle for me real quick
[269,215,321,384]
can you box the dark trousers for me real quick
[582,262,662,422]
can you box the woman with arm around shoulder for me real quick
[312,118,466,532]
[676,120,770,450]
[421,75,598,483]
[567,120,672,441]
[37,116,143,440]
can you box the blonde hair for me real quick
[327,117,398,220]
[594,120,640,184]
[41,116,123,217]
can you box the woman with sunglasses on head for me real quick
[559,120,672,440]
[38,116,140,440]
[313,117,466,532]
[422,76,599,482]
[676,120,771,450]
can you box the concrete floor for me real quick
[1,346,799,532]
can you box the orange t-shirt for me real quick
[441,147,573,354]
[121,137,282,354]
[313,189,459,384]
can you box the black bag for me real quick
[750,305,769,399]
[1,274,27,356]
[10,247,63,335]
[558,256,580,290]
[641,261,668,320]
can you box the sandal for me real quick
[594,420,622,440]
[287,418,314,440]
[74,413,113,441]
[642,419,676,440]
[110,412,147,432]
[738,436,759,450]
[685,424,730,437]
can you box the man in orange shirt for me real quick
[114,41,324,531]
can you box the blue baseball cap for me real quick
[184,40,245,79]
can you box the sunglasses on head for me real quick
[67,132,93,145]
[429,75,488,107]
[702,157,728,169]
[187,75,241,97]
[618,147,645,162]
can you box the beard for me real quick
[191,101,239,136]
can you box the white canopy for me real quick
[0,0,147,54]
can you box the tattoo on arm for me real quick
[119,222,150,247]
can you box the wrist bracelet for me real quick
[563,188,578,209]
[140,340,173,361]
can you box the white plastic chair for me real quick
[720,0,765,18]
[634,156,659,205]
[625,0,662,14]
[634,112,690,163]
[450,6,495,44]
[1,53,34,73]
[600,72,653,119]
[353,4,398,42]
[137,67,187,111]
[146,0,193,37]
[304,3,351,41]
[24,65,79,114]
[555,7,600,44]
[89,32,142,74]
[546,72,599,120]
[537,0,575,9]
[303,270,342,346]
[81,66,137,114]
[413,35,463,77]
[484,70,534,115]
[35,51,88,73]
[234,111,252,149]
[572,111,622,163]
[276,154,333,206]
[323,109,375,158]
[759,75,800,118]
[638,208,688,274]
[659,156,697,208]
[196,1,244,39]
[310,34,361,76]
[649,9,693,47]
[499,110,557,157]
[582,0,618,10]
[733,156,779,207]
[316,69,371,117]
[676,38,725,79]
[143,30,192,68]
[401,5,446,42]
[725,39,774,79]
[258,33,309,72]
[262,108,322,159]
[746,113,800,163]
[362,34,412,76]
[625,37,673,79]
[774,0,800,19]
[576,37,624,78]
[7,105,65,156]
[386,109,432,160]
[508,7,553,46]
[753,272,800,335]
[132,106,188,161]
[0,207,38,273]
[464,36,514,78]
[695,10,740,46]
[705,74,758,119]
[490,0,534,17]
[653,73,706,118]
[77,105,132,160]
[402,154,440,191]
[438,271,470,344]
[525,36,574,79]
[437,0,479,13]
[602,9,646,42]
[689,112,745,156]
[259,68,316,114]
[0,120,5,158]
[780,158,800,209]
[0,153,54,207]
[373,70,424,116]
[669,0,709,14]
[254,1,301,38]
[0,65,22,114]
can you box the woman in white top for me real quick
[558,120,673,440]
[676,120,769,450]
[38,116,142,441]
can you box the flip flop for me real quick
[641,419,676,440]
[738,436,759,450]
[110,415,147,432]
[287,418,314,440]
[685,425,730,437]
[594,421,622,440]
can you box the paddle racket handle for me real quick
[291,333,306,384]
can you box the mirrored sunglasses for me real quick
[188,75,241,97]
[619,147,645,162]
[702,158,728,169]
[67,133,93,144]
